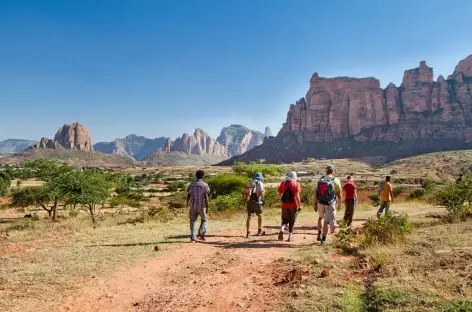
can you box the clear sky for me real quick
[1,0,472,143]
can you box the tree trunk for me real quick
[88,205,96,228]
[51,199,58,222]
[41,204,53,217]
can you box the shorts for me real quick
[317,202,336,224]
[247,201,263,216]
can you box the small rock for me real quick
[154,245,161,251]
[320,268,330,278]
[236,303,245,308]
[132,302,139,307]
[313,258,321,265]
[221,270,229,274]
[106,293,115,299]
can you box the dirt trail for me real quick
[57,219,324,312]
[57,205,443,312]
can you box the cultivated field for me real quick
[1,152,472,312]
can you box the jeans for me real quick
[377,201,391,216]
[189,208,207,240]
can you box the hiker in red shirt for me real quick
[277,171,302,242]
[342,175,357,226]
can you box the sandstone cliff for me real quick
[216,125,266,157]
[172,129,227,156]
[94,134,167,160]
[221,54,472,164]
[30,122,93,151]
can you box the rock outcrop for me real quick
[30,122,93,152]
[216,125,266,157]
[172,129,227,156]
[221,54,472,164]
[94,134,167,160]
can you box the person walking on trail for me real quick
[314,165,342,244]
[377,175,393,218]
[342,176,357,226]
[277,171,302,242]
[187,170,210,243]
[244,172,265,238]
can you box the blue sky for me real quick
[1,0,472,142]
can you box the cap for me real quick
[285,171,298,181]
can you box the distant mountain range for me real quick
[0,139,36,155]
[0,123,273,165]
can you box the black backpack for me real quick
[281,182,295,204]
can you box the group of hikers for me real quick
[186,166,394,243]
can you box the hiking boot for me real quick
[257,229,263,236]
[317,232,322,241]
[278,231,284,241]
[287,233,293,242]
[190,238,196,243]
[320,235,326,245]
[197,235,205,241]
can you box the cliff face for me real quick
[221,54,472,164]
[172,128,227,156]
[30,122,93,151]
[216,125,266,157]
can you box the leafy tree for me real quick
[58,171,110,227]
[22,158,73,182]
[0,172,11,196]
[11,186,60,218]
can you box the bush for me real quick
[360,212,411,247]
[232,161,283,178]
[109,195,142,208]
[368,193,380,206]
[407,179,436,200]
[433,177,472,221]
[368,251,390,271]
[263,188,280,208]
[210,192,243,212]
[0,172,11,197]
[300,182,314,207]
[207,174,248,198]
[167,181,187,192]
[392,185,406,197]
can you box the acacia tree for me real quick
[10,159,74,221]
[58,170,110,227]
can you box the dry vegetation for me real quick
[1,151,472,312]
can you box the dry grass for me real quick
[280,204,472,312]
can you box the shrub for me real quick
[300,182,314,207]
[109,195,142,208]
[167,181,187,192]
[262,188,279,208]
[363,287,411,312]
[207,174,248,198]
[433,177,472,221]
[368,251,390,271]
[232,161,283,178]
[0,172,11,197]
[368,193,380,206]
[360,212,411,247]
[210,192,243,212]
[407,179,436,200]
[392,185,406,197]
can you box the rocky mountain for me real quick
[221,54,472,165]
[30,122,93,151]
[144,128,227,165]
[93,135,167,160]
[0,139,36,154]
[216,125,266,157]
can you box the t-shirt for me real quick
[250,179,265,204]
[379,182,392,202]
[343,181,357,200]
[277,180,301,209]
[326,175,342,194]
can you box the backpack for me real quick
[249,180,260,203]
[317,176,336,205]
[281,182,295,204]
[379,180,385,193]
